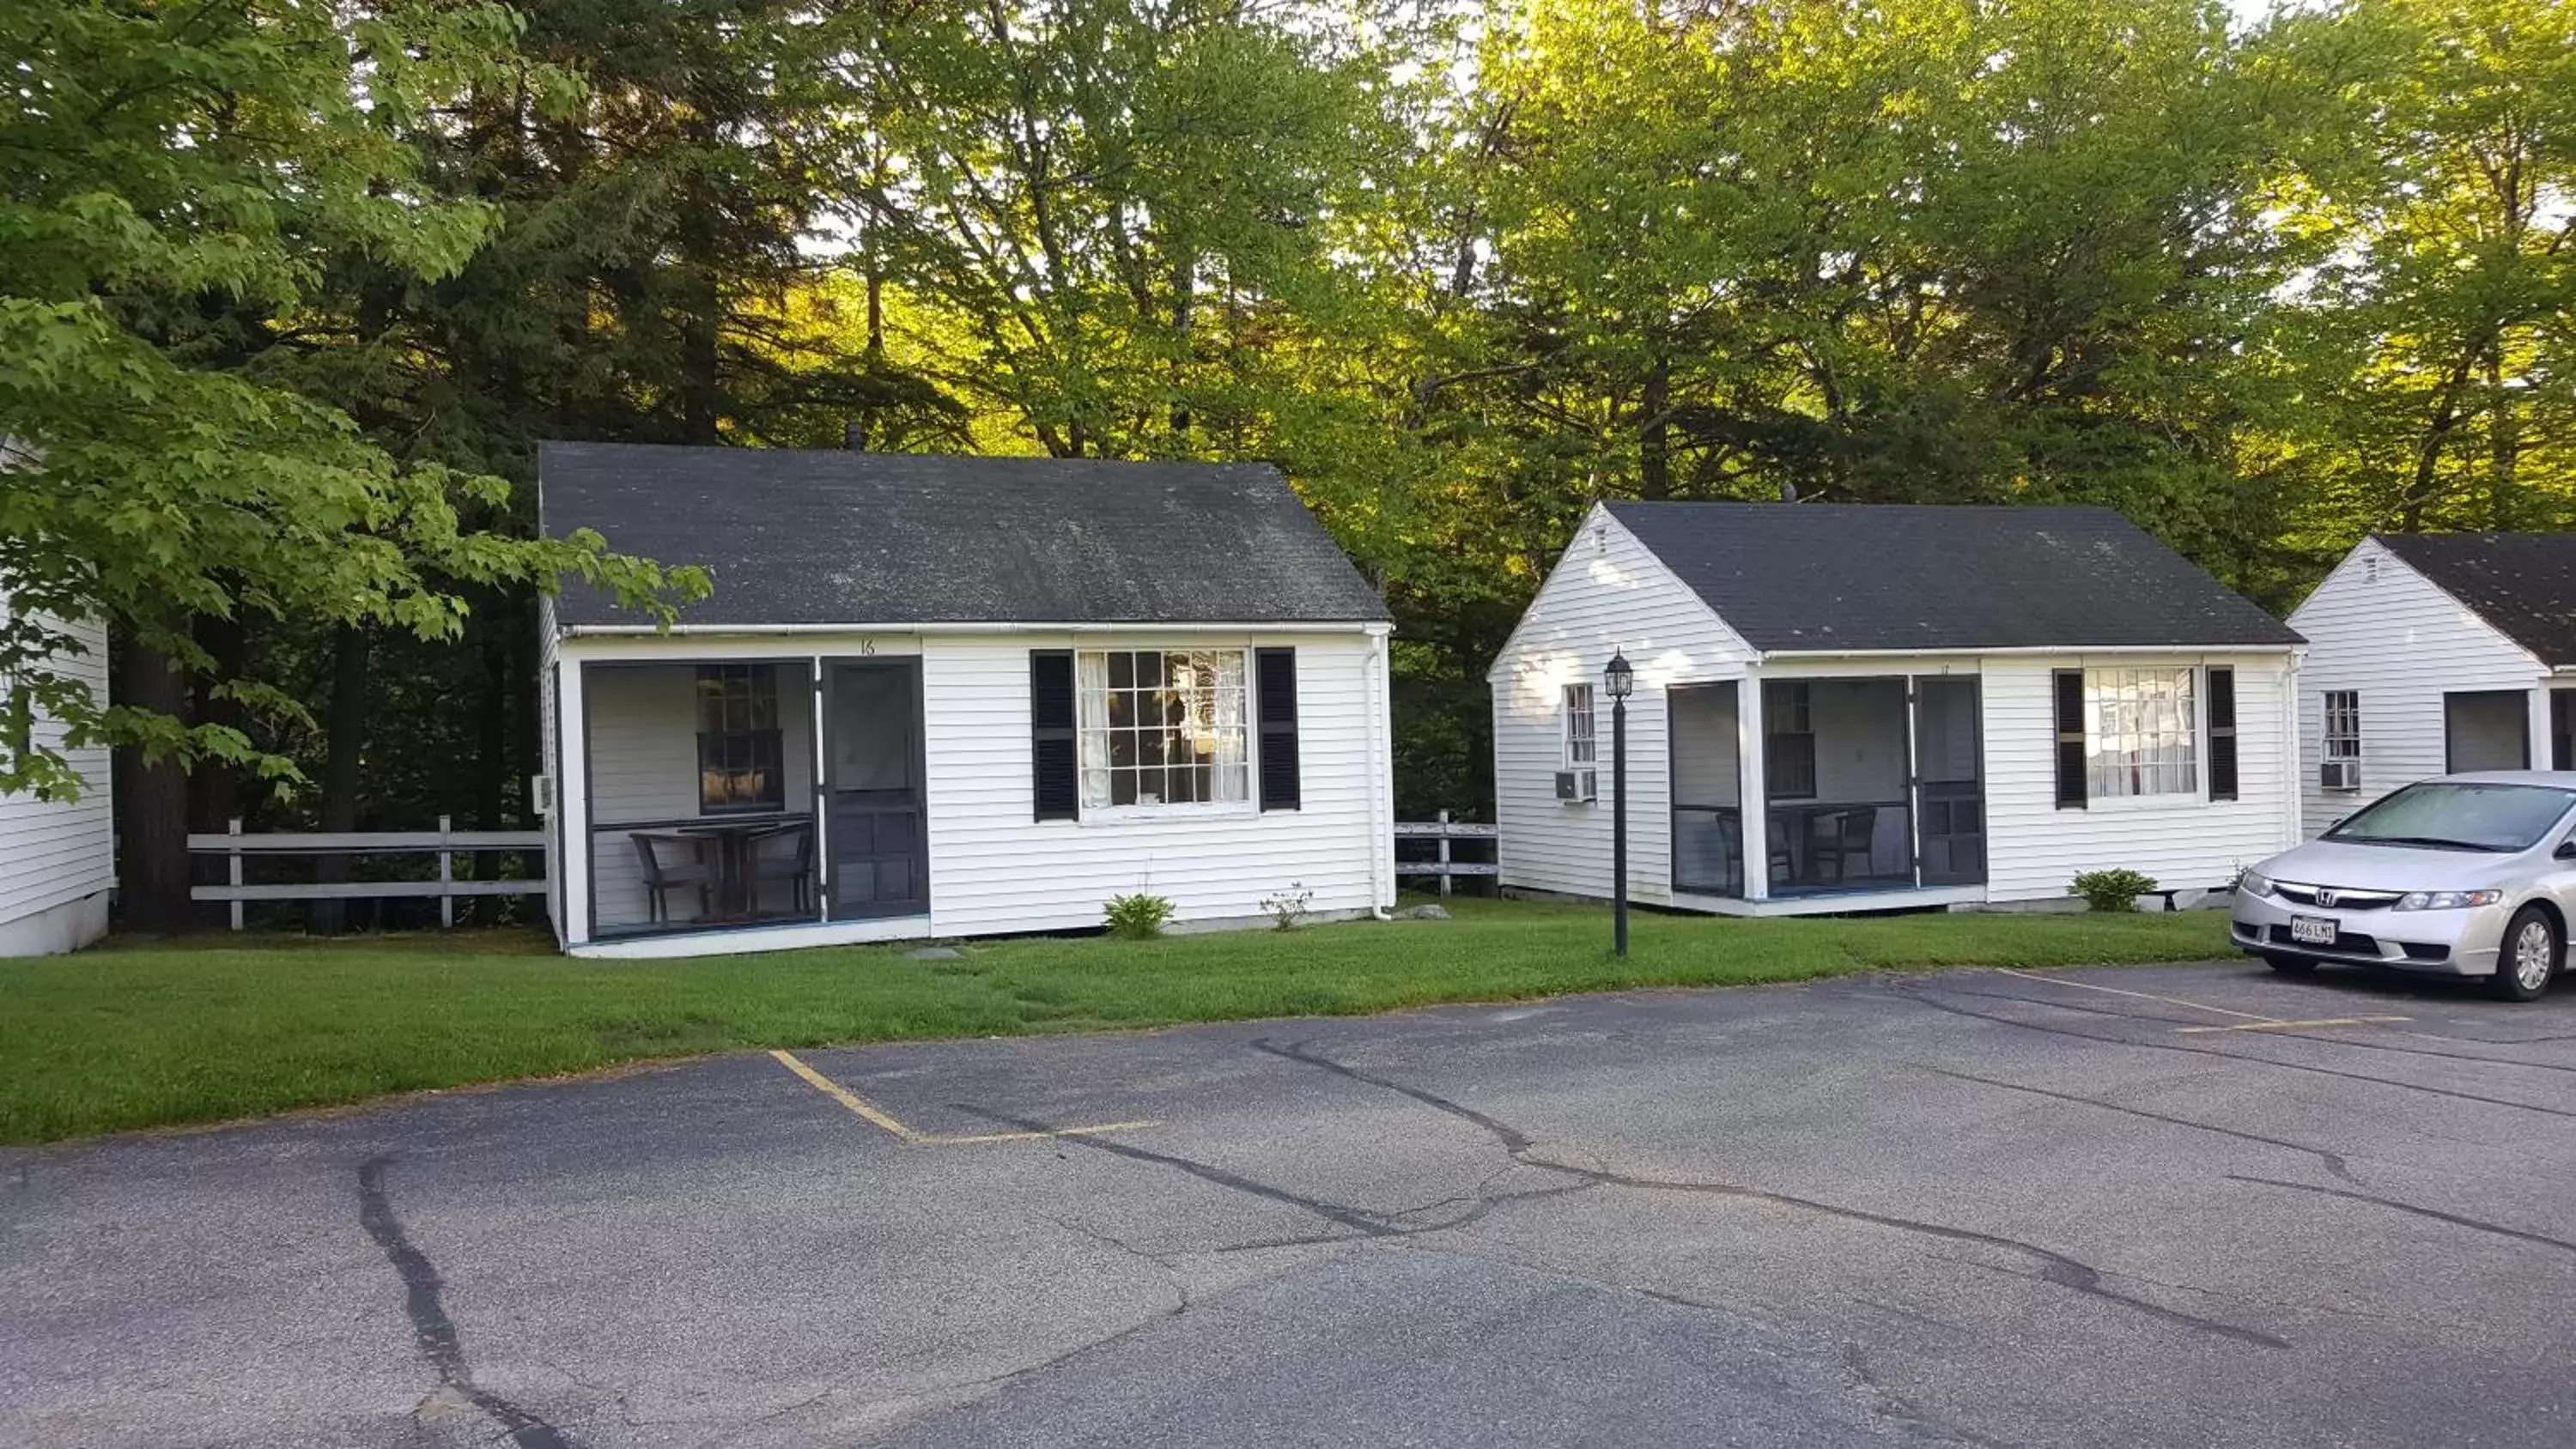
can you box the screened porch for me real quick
[1669,675,1984,903]
[578,657,926,940]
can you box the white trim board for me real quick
[568,914,932,960]
[1668,885,1988,918]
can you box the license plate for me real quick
[2289,916,2339,946]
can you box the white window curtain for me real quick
[1076,651,1113,809]
[1073,648,1249,810]
[1212,651,1249,802]
[2085,668,2199,798]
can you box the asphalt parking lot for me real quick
[5,957,2573,1448]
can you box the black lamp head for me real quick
[1603,651,1634,700]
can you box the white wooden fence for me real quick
[1393,811,1498,895]
[189,816,546,930]
[187,812,1482,927]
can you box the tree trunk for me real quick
[186,613,250,835]
[675,112,723,446]
[2397,350,2477,530]
[1639,355,1672,500]
[112,643,194,933]
[480,626,511,830]
[2487,347,2518,530]
[310,627,370,934]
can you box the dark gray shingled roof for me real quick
[1602,500,2301,652]
[2375,532,2576,668]
[538,443,1388,627]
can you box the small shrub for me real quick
[2071,868,2160,913]
[1103,892,1175,939]
[1258,882,1314,931]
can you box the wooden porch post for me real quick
[1739,671,1769,902]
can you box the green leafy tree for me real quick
[2262,0,2576,543]
[0,0,702,924]
[822,0,1404,461]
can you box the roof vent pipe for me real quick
[1780,481,1799,504]
[843,421,867,451]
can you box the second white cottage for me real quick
[1489,500,2306,913]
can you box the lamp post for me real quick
[1604,650,1634,957]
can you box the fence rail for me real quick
[185,813,1484,926]
[1393,810,1499,895]
[187,816,546,930]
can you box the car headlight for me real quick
[2239,871,2275,899]
[2392,889,2503,911]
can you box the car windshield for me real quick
[2325,782,2576,852]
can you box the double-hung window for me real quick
[2324,691,2361,764]
[696,664,784,812]
[2083,667,2198,799]
[1076,649,1249,809]
[1765,682,1817,799]
[1562,683,1597,768]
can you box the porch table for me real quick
[673,815,805,920]
[1766,801,1907,889]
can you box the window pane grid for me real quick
[1563,683,1596,767]
[2085,668,2199,799]
[1078,650,1249,809]
[2324,691,2361,760]
[696,664,784,812]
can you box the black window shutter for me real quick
[1255,647,1300,811]
[2053,669,2087,809]
[1030,651,1078,821]
[2207,667,2239,802]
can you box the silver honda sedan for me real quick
[2232,772,2576,1001]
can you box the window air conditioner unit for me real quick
[1555,768,1597,803]
[2319,759,2360,792]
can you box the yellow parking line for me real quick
[1992,967,2277,1022]
[927,1122,1161,1146]
[771,1049,924,1141]
[2176,1016,2410,1034]
[769,1049,1155,1146]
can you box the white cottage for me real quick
[0,592,113,955]
[536,443,1395,958]
[2288,533,2576,837]
[1490,501,2305,914]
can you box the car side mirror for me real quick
[2555,840,2576,861]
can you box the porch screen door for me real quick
[825,660,927,919]
[1912,677,1985,887]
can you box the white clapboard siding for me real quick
[1487,503,1755,904]
[920,632,1389,936]
[0,601,113,951]
[580,661,815,932]
[1981,653,2301,899]
[2287,539,2549,838]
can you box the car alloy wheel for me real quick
[2516,923,2554,991]
[2493,906,2558,1002]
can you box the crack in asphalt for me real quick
[2225,1174,2576,1255]
[1390,1237,2016,1448]
[971,1107,1401,1236]
[1838,1339,2021,1449]
[1950,979,2576,1076]
[355,1156,575,1449]
[1917,1064,2365,1185]
[1249,1038,1536,1151]
[1898,987,2576,1120]
[1923,979,2576,1082]
[1244,1038,2292,1350]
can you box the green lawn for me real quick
[0,898,2228,1143]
